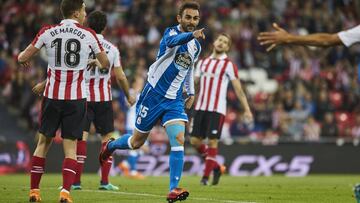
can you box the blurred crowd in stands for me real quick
[1,0,360,145]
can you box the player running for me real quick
[99,1,204,202]
[18,0,109,202]
[190,33,253,186]
[257,22,360,203]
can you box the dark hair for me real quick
[217,33,232,47]
[60,0,84,18]
[87,11,107,34]
[178,1,200,17]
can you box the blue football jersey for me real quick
[147,25,201,99]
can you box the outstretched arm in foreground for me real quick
[258,23,343,51]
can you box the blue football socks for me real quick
[107,134,132,151]
[169,150,184,191]
[166,123,185,191]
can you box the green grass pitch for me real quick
[0,174,358,203]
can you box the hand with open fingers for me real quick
[257,23,290,52]
[32,82,45,96]
[193,28,205,40]
[87,59,100,71]
[19,61,30,68]
[185,95,195,109]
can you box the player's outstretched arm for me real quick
[114,67,136,106]
[231,79,253,122]
[17,44,40,68]
[258,23,342,51]
[164,28,205,48]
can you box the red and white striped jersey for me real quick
[85,34,121,102]
[32,19,103,100]
[194,53,239,115]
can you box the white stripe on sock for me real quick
[127,136,133,149]
[171,146,184,151]
[205,157,217,161]
[63,168,76,174]
[30,170,44,173]
[77,155,87,158]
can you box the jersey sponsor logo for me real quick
[211,130,218,134]
[174,53,192,69]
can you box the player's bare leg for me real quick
[29,133,53,202]
[165,121,189,203]
[33,133,53,157]
[59,138,77,203]
[98,132,119,190]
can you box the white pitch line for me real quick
[16,186,257,203]
[79,188,258,203]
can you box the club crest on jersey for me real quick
[174,53,192,69]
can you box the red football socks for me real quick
[62,158,77,191]
[101,155,113,185]
[74,140,87,185]
[197,144,208,158]
[203,147,219,178]
[30,156,45,189]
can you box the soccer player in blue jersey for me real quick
[99,1,204,202]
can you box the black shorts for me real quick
[39,98,86,140]
[191,110,225,139]
[83,101,114,135]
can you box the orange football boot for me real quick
[29,189,41,202]
[59,191,73,203]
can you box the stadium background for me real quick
[0,0,360,176]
